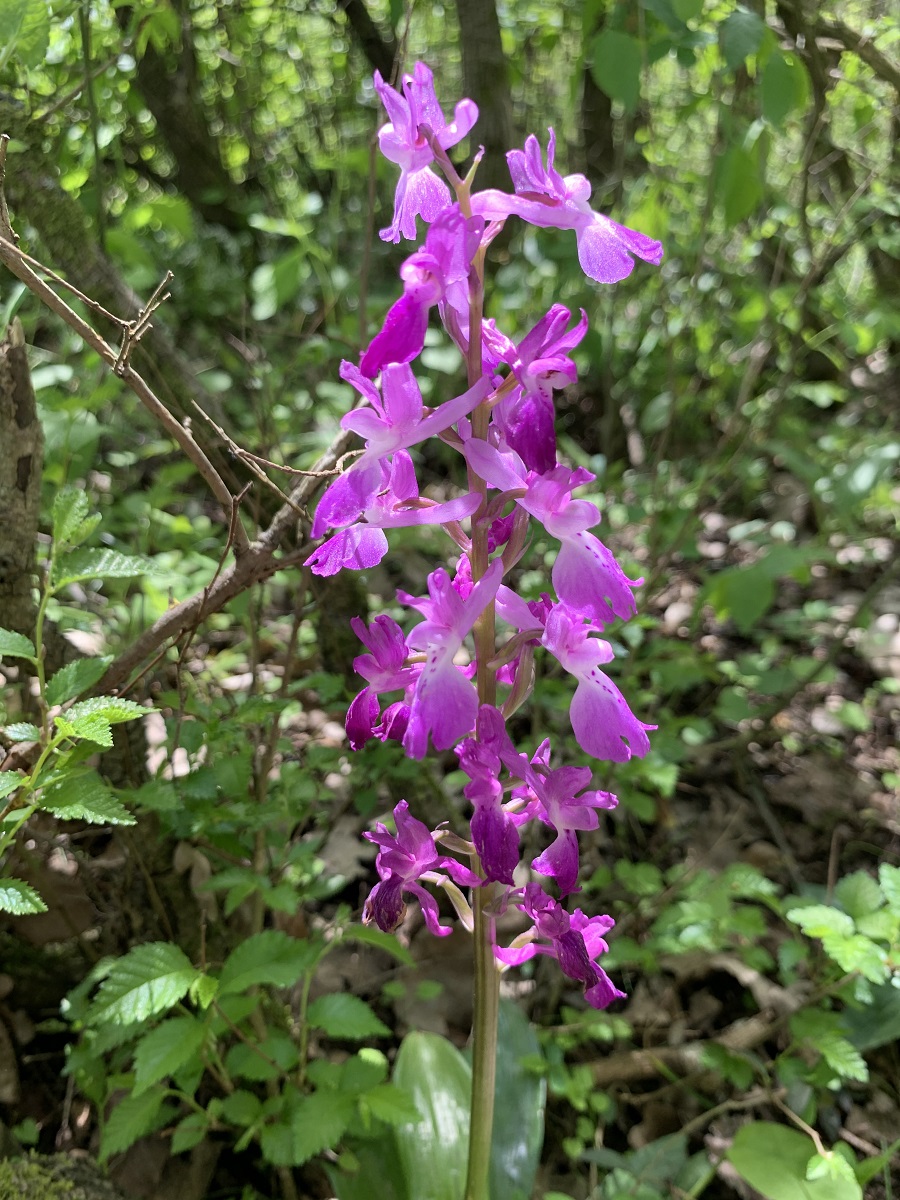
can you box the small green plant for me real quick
[0,487,150,915]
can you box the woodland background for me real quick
[0,1,898,1199]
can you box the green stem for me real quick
[465,883,500,1200]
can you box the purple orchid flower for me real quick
[307,452,482,576]
[462,437,639,627]
[374,63,479,243]
[361,208,485,379]
[525,743,617,895]
[494,882,625,1009]
[399,559,504,759]
[311,361,491,537]
[363,800,481,936]
[345,613,421,751]
[540,602,654,762]
[483,305,588,473]
[471,129,663,284]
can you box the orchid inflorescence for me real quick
[307,63,663,1010]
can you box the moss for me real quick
[0,1154,125,1200]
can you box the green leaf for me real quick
[133,1016,207,1095]
[489,1000,546,1200]
[261,1090,355,1166]
[878,863,900,917]
[816,1032,868,1083]
[393,1032,471,1200]
[171,1111,209,1155]
[328,1136,408,1200]
[0,774,23,800]
[786,904,855,939]
[56,713,113,748]
[591,30,642,114]
[65,697,151,725]
[719,8,765,70]
[0,878,48,915]
[52,548,152,589]
[307,993,390,1040]
[761,52,809,128]
[46,657,112,706]
[224,1032,299,1082]
[40,772,135,826]
[88,942,200,1025]
[3,721,40,742]
[0,0,49,70]
[363,1083,420,1126]
[51,486,90,546]
[821,933,887,984]
[217,930,319,996]
[672,0,704,19]
[99,1088,170,1161]
[220,1089,263,1127]
[0,628,36,660]
[339,923,414,965]
[834,872,884,921]
[727,1122,862,1200]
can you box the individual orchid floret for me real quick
[456,735,520,885]
[494,882,625,1009]
[471,129,663,285]
[540,602,654,762]
[463,437,639,627]
[311,361,491,537]
[399,559,504,759]
[526,745,617,895]
[307,452,481,576]
[345,612,421,751]
[484,305,588,473]
[363,800,480,936]
[374,63,479,243]
[361,208,485,379]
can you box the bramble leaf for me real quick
[52,549,152,589]
[307,993,390,1039]
[40,772,135,826]
[133,1016,208,1095]
[0,628,36,660]
[217,930,319,996]
[260,1091,355,1166]
[99,1088,170,1161]
[0,878,48,915]
[834,871,883,921]
[66,697,151,725]
[46,657,112,706]
[88,942,200,1025]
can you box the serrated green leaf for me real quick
[66,696,151,725]
[261,1091,355,1166]
[0,0,49,71]
[171,1111,209,1155]
[0,878,48,915]
[3,721,40,742]
[307,993,389,1039]
[821,933,887,983]
[0,628,36,659]
[99,1088,170,1161]
[40,772,135,826]
[217,930,319,996]
[719,8,764,70]
[52,548,151,589]
[52,486,90,546]
[834,872,884,921]
[133,1016,207,1095]
[88,942,200,1025]
[817,1032,868,1083]
[591,29,642,114]
[46,657,112,706]
[878,863,900,917]
[786,904,855,939]
[56,713,113,747]
[0,774,23,800]
[364,1082,420,1126]
[224,1033,299,1082]
[220,1089,263,1127]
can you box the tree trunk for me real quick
[454,0,514,194]
[0,319,42,640]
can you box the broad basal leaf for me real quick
[133,1016,208,1095]
[0,878,48,915]
[88,942,201,1025]
[727,1122,861,1200]
[393,1032,471,1200]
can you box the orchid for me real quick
[374,63,478,243]
[472,129,664,284]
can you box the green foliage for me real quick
[727,1123,862,1200]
